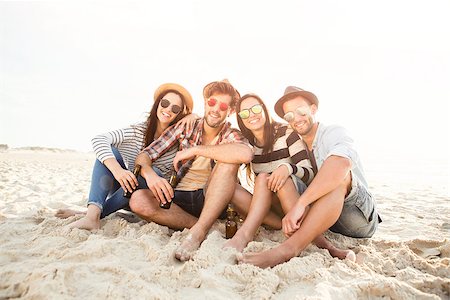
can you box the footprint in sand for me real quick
[406,239,448,258]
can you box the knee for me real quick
[214,162,239,176]
[129,190,155,216]
[255,173,269,185]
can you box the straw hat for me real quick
[154,83,194,113]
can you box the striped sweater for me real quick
[91,122,178,181]
[251,124,314,185]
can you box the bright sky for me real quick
[1,0,449,165]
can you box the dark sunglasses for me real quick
[238,104,263,119]
[283,107,308,122]
[160,98,182,114]
[207,98,229,111]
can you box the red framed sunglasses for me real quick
[207,98,229,111]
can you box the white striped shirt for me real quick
[91,122,178,180]
[251,124,314,185]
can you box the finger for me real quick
[275,179,284,192]
[131,173,139,187]
[270,177,277,192]
[186,120,191,132]
[150,186,163,203]
[164,180,175,198]
[125,174,137,190]
[160,183,173,203]
[122,177,133,193]
[155,186,166,204]
[174,158,180,172]
[118,179,127,193]
[266,176,273,190]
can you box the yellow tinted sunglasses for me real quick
[238,104,263,119]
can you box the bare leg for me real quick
[277,177,355,261]
[55,208,86,219]
[67,204,101,230]
[129,189,198,230]
[175,163,239,261]
[231,184,281,229]
[237,176,349,268]
[224,173,276,252]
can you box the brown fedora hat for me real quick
[154,83,194,113]
[274,86,319,119]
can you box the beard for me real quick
[205,114,225,128]
[294,116,314,136]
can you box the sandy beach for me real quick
[0,148,448,299]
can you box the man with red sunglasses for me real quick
[130,79,253,261]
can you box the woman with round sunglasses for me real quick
[56,83,198,230]
[226,94,355,262]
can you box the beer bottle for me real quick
[160,170,177,209]
[123,164,141,198]
[225,204,237,239]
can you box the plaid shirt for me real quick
[142,118,249,177]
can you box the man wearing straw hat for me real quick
[131,79,253,261]
[237,86,381,268]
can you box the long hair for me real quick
[143,89,191,147]
[236,93,278,155]
[236,94,280,186]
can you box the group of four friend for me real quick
[56,79,381,269]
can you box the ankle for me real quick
[85,205,101,220]
[278,244,298,262]
[187,226,207,242]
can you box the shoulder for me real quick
[321,124,351,140]
[274,123,289,138]
[222,123,249,143]
[275,123,300,145]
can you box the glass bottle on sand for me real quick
[225,204,238,239]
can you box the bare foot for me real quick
[223,231,252,252]
[237,246,293,269]
[328,247,356,262]
[55,208,86,219]
[67,215,100,230]
[174,232,202,262]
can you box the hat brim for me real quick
[154,83,194,113]
[274,91,318,119]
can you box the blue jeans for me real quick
[87,148,155,218]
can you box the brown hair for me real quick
[143,90,190,147]
[203,80,241,109]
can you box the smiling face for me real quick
[156,92,184,126]
[238,96,266,133]
[204,93,233,128]
[282,96,317,136]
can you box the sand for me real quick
[0,149,449,299]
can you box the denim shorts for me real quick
[172,189,227,219]
[291,175,307,194]
[329,176,381,238]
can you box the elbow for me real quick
[339,157,352,174]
